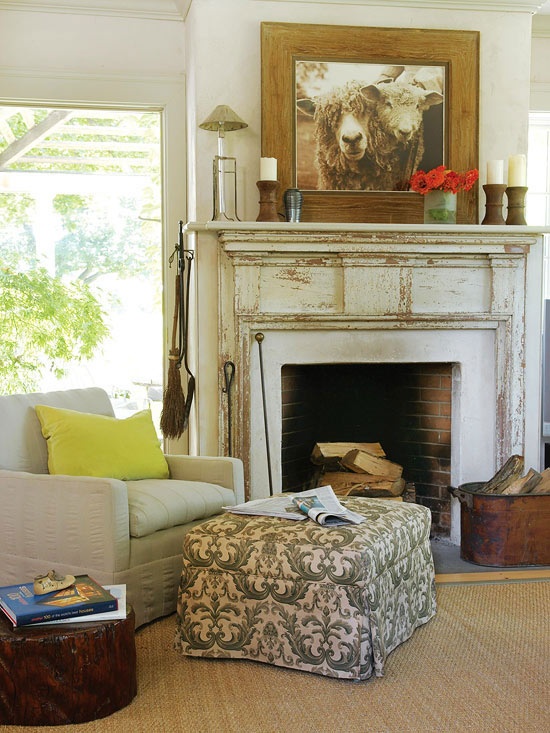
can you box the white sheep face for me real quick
[337,111,370,161]
[361,83,443,150]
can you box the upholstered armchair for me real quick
[0,387,244,627]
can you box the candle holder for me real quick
[505,186,528,226]
[256,180,280,222]
[481,184,506,225]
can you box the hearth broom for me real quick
[160,222,195,439]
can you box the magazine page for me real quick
[292,487,365,525]
[292,486,346,514]
[225,486,365,525]
[224,495,306,520]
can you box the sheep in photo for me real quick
[297,76,443,191]
[375,65,444,95]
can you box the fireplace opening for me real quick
[281,363,453,536]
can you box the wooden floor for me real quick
[431,539,550,583]
[435,568,550,583]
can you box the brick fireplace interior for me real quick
[281,362,452,536]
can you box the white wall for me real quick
[0,7,184,77]
[185,0,535,223]
[531,19,550,109]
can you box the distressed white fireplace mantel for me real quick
[185,222,546,543]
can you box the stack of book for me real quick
[0,574,126,627]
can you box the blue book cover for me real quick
[0,575,117,627]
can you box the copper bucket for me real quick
[448,482,550,567]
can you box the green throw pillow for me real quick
[35,404,169,481]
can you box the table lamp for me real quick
[199,104,248,221]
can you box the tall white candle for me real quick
[486,160,504,185]
[508,154,527,187]
[260,157,277,181]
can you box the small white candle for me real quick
[508,154,527,187]
[486,160,504,185]
[260,157,277,181]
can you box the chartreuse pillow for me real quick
[34,405,169,481]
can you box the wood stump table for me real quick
[0,607,137,726]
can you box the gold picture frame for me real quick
[261,22,479,224]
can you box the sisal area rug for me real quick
[1,581,548,733]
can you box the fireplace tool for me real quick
[222,361,235,456]
[255,333,274,495]
[160,221,195,439]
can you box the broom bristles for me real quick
[160,356,186,439]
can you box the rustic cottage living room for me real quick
[0,0,549,731]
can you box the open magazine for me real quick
[225,486,365,526]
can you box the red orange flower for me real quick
[409,165,479,195]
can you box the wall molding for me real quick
[2,0,545,19]
[249,0,546,13]
[0,0,189,20]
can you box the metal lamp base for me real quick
[212,155,240,221]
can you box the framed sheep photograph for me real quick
[261,22,479,224]
[295,61,445,192]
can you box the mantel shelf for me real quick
[185,221,550,236]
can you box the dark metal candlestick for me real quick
[505,186,528,225]
[481,184,506,225]
[256,180,280,222]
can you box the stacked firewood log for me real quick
[310,442,415,500]
[473,455,550,494]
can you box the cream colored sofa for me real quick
[0,387,244,627]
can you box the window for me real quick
[0,105,163,423]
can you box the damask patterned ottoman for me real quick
[174,498,436,680]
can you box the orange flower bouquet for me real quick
[409,165,479,194]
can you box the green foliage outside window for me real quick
[0,263,108,393]
[0,107,161,395]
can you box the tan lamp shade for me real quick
[199,105,248,132]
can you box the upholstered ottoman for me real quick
[174,498,436,680]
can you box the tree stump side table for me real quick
[0,607,137,726]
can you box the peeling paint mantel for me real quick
[185,221,550,235]
[187,223,546,543]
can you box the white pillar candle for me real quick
[486,160,504,185]
[507,154,527,187]
[260,157,277,181]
